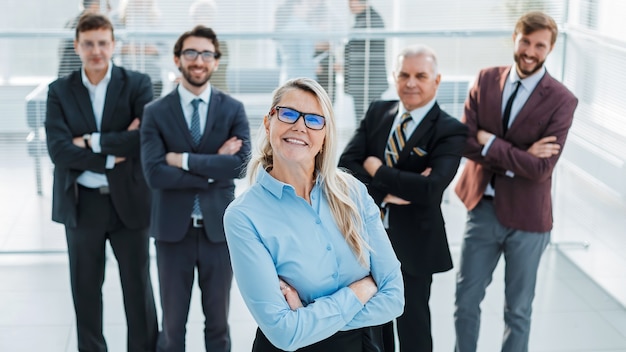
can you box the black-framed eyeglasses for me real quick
[269,106,326,131]
[181,49,217,62]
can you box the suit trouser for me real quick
[65,186,157,352]
[155,226,232,352]
[454,198,550,352]
[381,273,433,352]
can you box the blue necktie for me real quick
[190,98,202,145]
[190,99,202,217]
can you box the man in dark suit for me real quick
[140,25,250,352]
[453,12,578,352]
[344,0,388,123]
[45,13,157,352]
[339,45,468,352]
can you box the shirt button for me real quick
[332,273,338,278]
[326,245,331,251]
[316,219,321,224]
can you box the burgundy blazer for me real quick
[455,66,578,232]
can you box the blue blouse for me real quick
[223,168,404,350]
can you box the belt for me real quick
[79,185,110,195]
[482,194,494,200]
[191,217,204,228]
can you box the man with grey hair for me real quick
[340,45,467,351]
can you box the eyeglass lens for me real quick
[182,49,216,61]
[275,106,325,130]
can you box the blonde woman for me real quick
[224,78,404,351]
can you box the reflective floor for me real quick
[1,134,626,352]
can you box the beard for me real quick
[514,52,545,78]
[179,64,213,87]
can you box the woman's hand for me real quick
[348,275,378,305]
[279,279,303,310]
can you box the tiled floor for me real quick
[1,135,626,351]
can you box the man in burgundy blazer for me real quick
[453,12,578,352]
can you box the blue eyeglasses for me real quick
[270,106,326,130]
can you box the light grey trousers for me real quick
[454,198,550,352]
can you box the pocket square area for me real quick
[412,147,428,156]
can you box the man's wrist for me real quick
[83,134,92,151]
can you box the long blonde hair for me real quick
[246,78,370,266]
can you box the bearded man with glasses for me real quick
[140,25,251,352]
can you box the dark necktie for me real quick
[190,99,202,217]
[190,98,202,145]
[385,112,412,166]
[502,81,521,133]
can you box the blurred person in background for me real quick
[274,0,317,81]
[58,0,111,77]
[343,0,388,124]
[189,0,229,92]
[115,0,165,98]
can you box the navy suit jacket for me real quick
[339,100,467,276]
[141,86,250,243]
[45,66,153,229]
[454,66,578,232]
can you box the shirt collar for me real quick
[509,65,546,91]
[81,62,113,87]
[178,83,212,106]
[257,166,322,199]
[400,97,436,124]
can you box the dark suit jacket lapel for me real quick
[101,66,123,132]
[69,72,98,132]
[396,103,439,164]
[163,89,197,147]
[200,89,222,147]
[495,67,510,136]
[376,103,399,159]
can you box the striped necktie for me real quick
[190,99,202,218]
[385,112,412,166]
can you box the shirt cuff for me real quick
[105,155,115,169]
[91,132,102,153]
[182,152,190,171]
[480,135,497,156]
